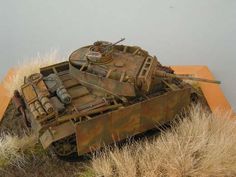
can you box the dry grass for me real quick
[0,131,84,177]
[3,50,62,96]
[0,133,37,168]
[90,106,236,177]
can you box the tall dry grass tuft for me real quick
[91,105,236,177]
[0,133,37,168]
[92,145,138,177]
[3,50,62,96]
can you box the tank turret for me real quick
[69,40,220,96]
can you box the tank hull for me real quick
[9,42,208,158]
[35,60,192,157]
[38,80,191,156]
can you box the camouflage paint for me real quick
[75,88,191,155]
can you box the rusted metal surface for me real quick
[140,88,191,131]
[40,121,75,149]
[137,56,158,92]
[75,103,140,154]
[70,64,136,97]
[75,88,191,155]
[12,90,30,127]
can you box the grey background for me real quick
[0,0,235,110]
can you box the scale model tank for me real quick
[12,38,220,158]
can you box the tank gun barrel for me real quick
[154,70,221,84]
[102,38,125,53]
[111,38,125,46]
